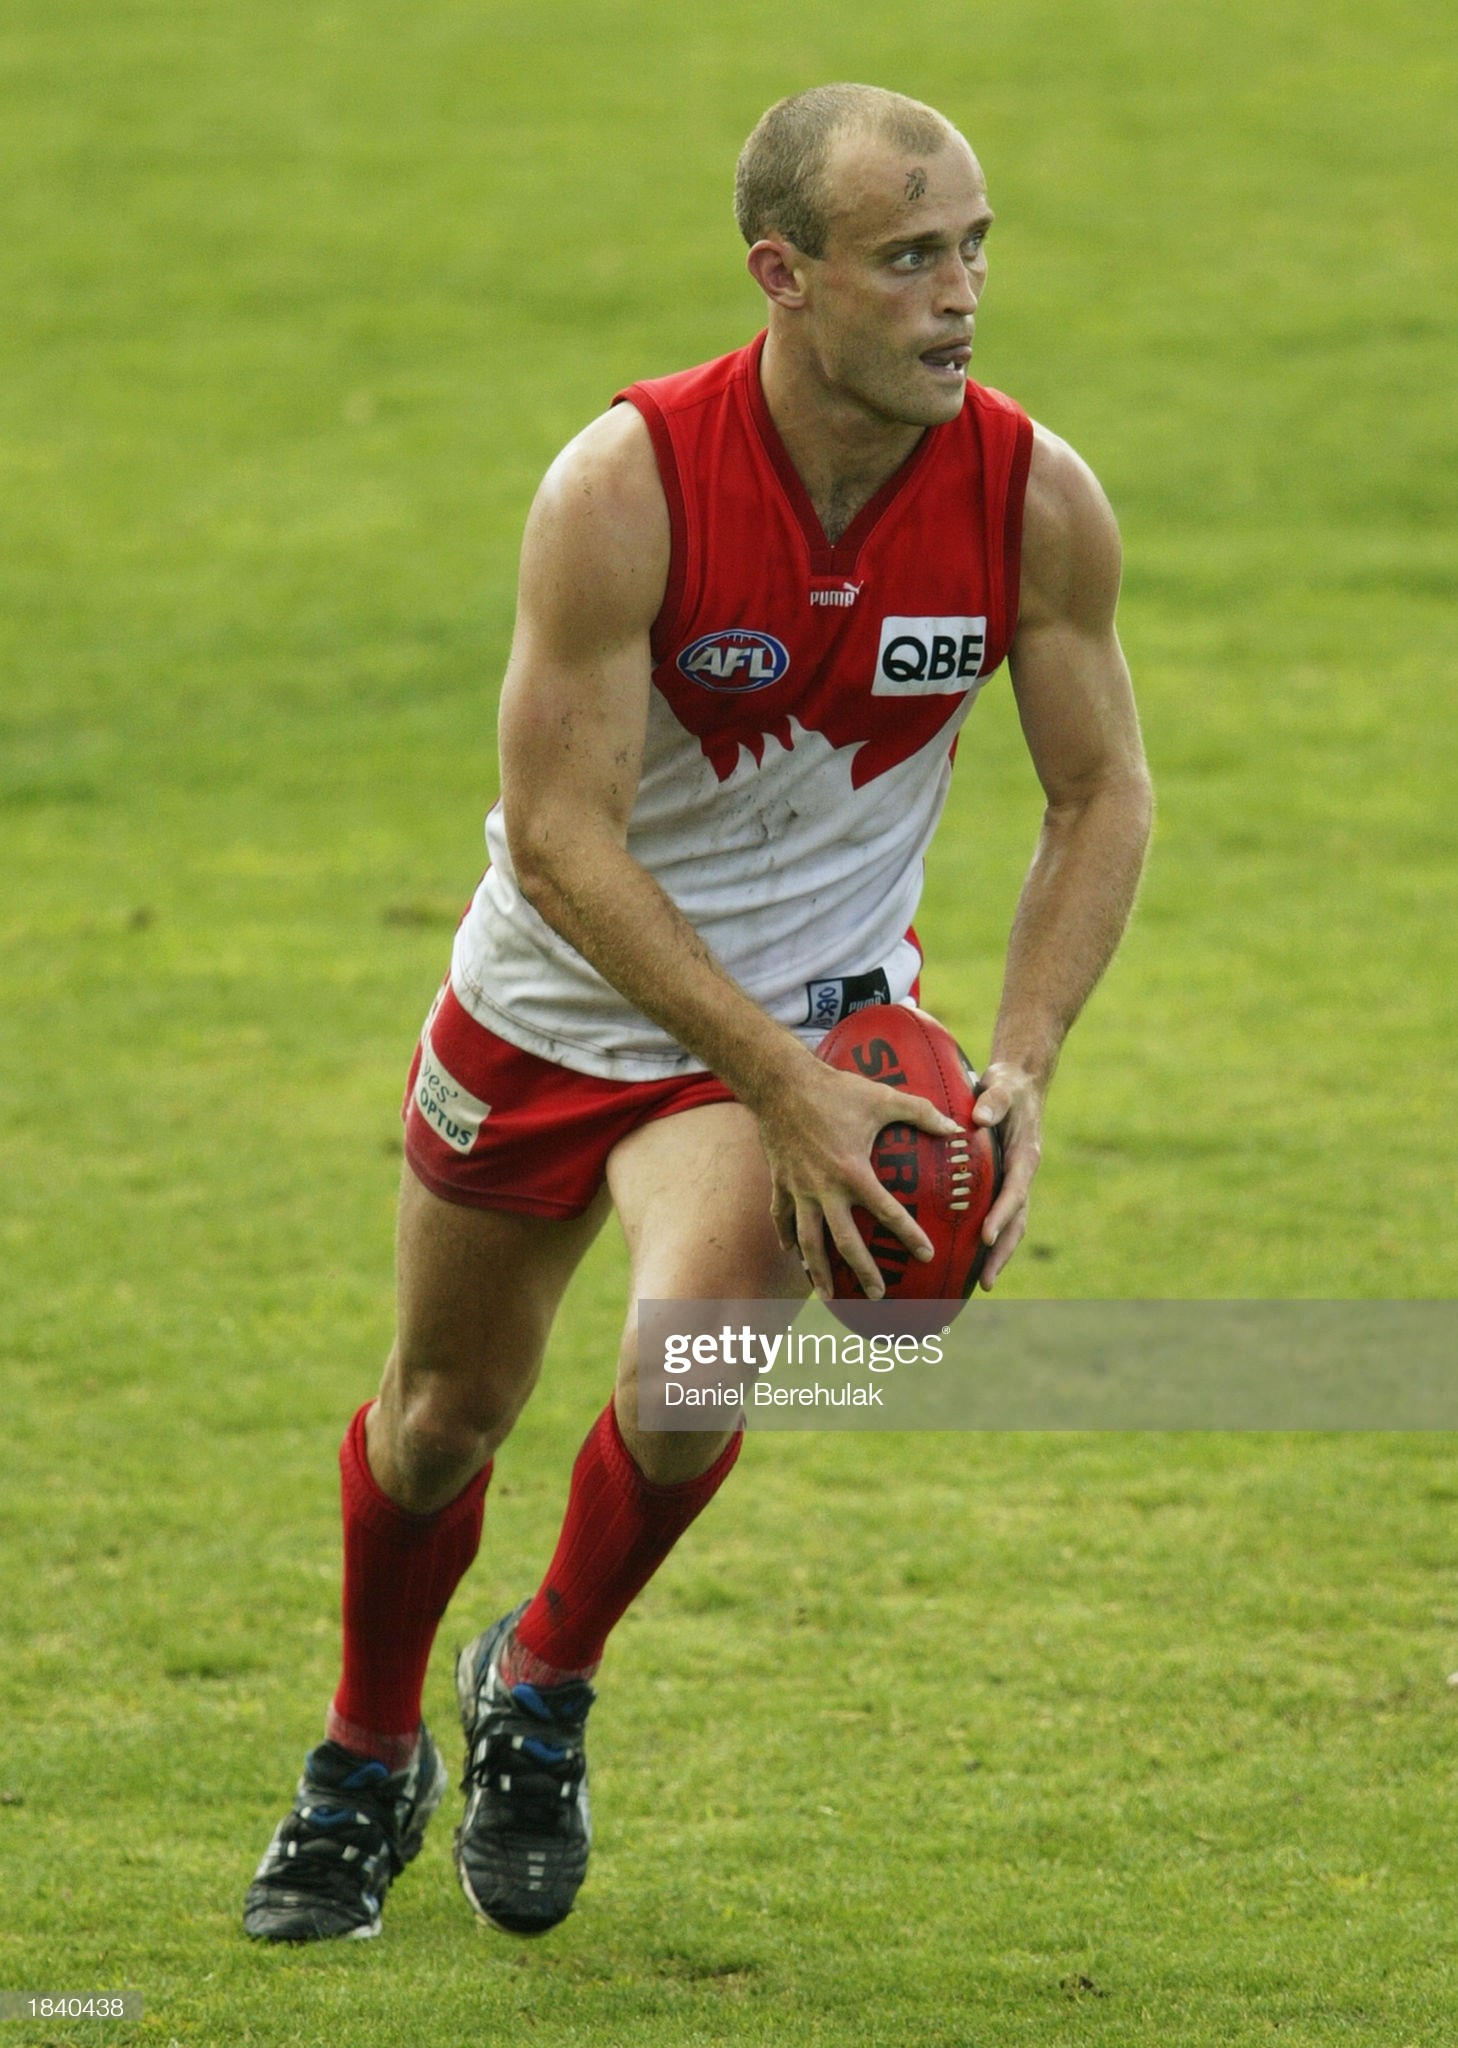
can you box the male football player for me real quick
[245,82,1151,1943]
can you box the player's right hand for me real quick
[755,1057,961,1301]
[969,1059,1045,1289]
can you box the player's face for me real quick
[800,132,993,429]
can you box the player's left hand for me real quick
[970,1062,1046,1288]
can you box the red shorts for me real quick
[401,983,739,1218]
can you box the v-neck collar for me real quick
[741,329,941,579]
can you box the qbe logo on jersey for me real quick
[677,628,790,693]
[873,615,988,696]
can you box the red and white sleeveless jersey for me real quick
[452,331,1033,1080]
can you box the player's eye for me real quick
[890,250,926,271]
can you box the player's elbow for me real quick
[1107,762,1155,888]
[504,795,617,932]
[1043,760,1154,885]
[1048,756,1153,831]
[1099,762,1154,863]
[1121,759,1155,846]
[504,801,570,918]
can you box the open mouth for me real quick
[920,342,972,375]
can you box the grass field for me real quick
[2,0,1455,2041]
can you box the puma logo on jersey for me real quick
[804,968,892,1028]
[873,615,988,695]
[677,628,790,691]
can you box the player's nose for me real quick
[937,249,980,314]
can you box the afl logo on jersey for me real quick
[677,628,790,693]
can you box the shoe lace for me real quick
[467,1682,591,1833]
[262,1764,404,1900]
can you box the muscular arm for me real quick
[972,424,1154,1286]
[497,406,956,1298]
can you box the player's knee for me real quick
[386,1367,521,1476]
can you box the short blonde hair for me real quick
[735,84,957,259]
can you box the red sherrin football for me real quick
[814,1002,1002,1304]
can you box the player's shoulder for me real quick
[526,403,667,571]
[1017,421,1122,630]
[521,339,758,594]
[538,402,661,515]
[964,377,1029,429]
[619,337,760,419]
[1024,421,1118,548]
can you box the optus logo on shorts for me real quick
[414,1034,491,1155]
[677,628,790,693]
[873,615,988,696]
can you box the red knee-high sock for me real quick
[513,1402,742,1679]
[327,1401,490,1768]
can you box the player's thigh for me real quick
[606,1102,806,1476]
[389,1164,609,1441]
[606,1100,805,1301]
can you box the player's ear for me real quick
[747,237,811,309]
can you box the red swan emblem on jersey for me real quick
[659,614,978,788]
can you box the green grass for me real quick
[2,0,1456,2039]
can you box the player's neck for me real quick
[758,333,924,546]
